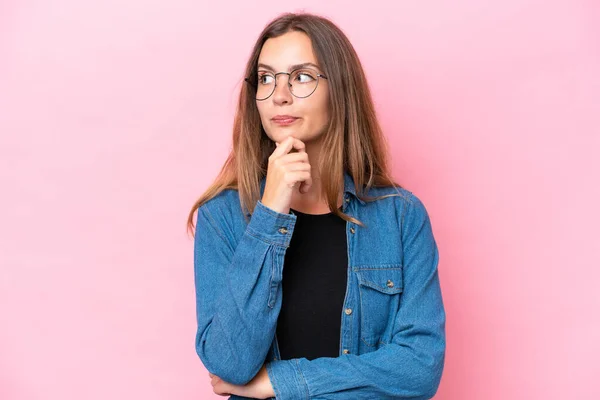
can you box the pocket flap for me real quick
[355,267,403,294]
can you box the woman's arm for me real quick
[265,194,446,399]
[194,198,297,386]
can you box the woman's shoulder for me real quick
[197,188,246,223]
[365,184,432,220]
[366,184,421,205]
[201,187,240,207]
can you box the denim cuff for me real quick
[266,359,309,400]
[246,200,297,247]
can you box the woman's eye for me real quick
[296,73,315,83]
[294,71,316,83]
[258,74,274,84]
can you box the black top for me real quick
[276,206,348,361]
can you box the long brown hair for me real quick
[187,12,404,237]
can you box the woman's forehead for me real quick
[258,32,317,68]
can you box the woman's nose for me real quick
[272,74,293,103]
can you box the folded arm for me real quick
[194,199,297,385]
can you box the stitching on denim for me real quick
[266,363,282,400]
[358,282,377,347]
[387,184,412,201]
[352,265,402,270]
[338,219,351,356]
[294,359,311,400]
[400,196,407,258]
[357,269,402,347]
[200,206,229,244]
[348,241,353,355]
[267,246,277,309]
[346,281,354,354]
[257,200,297,220]
[245,226,276,246]
[361,337,376,347]
[246,226,289,248]
[360,283,403,295]
[245,201,295,248]
[355,268,403,293]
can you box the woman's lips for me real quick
[272,117,298,125]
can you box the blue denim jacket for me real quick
[194,172,446,399]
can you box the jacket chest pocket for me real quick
[355,266,403,347]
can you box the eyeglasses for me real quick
[244,67,328,101]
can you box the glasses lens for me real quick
[256,73,275,100]
[290,69,318,98]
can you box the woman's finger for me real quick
[272,135,305,157]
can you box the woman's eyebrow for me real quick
[257,62,321,72]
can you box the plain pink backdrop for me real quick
[1,1,599,399]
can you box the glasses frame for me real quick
[244,67,328,101]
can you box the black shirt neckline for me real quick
[290,205,342,216]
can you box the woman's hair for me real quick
[187,12,404,237]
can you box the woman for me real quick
[187,12,446,400]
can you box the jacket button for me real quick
[350,227,355,234]
[345,197,350,203]
[344,308,353,315]
[278,227,288,234]
[386,280,394,288]
[343,349,350,354]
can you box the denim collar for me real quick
[343,170,365,204]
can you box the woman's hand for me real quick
[209,364,275,399]
[261,135,312,214]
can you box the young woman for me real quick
[187,12,446,400]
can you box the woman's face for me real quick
[255,31,329,145]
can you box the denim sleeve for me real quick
[265,194,446,399]
[194,199,297,386]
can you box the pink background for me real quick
[1,1,599,399]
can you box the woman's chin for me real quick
[275,130,302,141]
